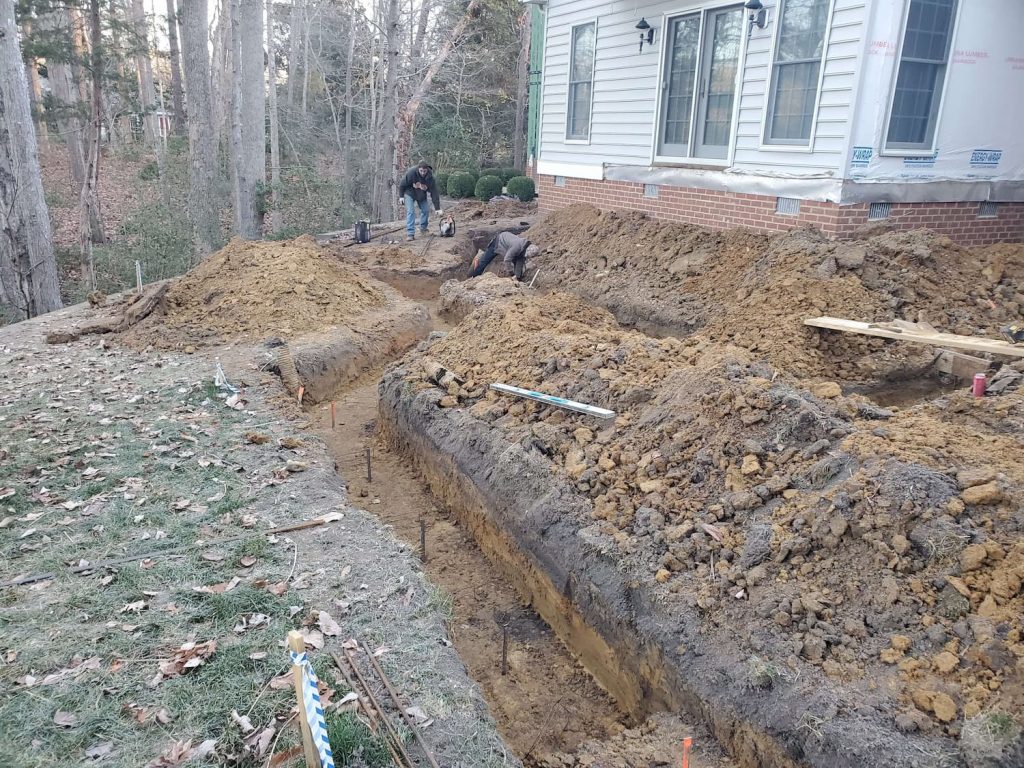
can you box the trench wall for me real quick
[377,365,953,768]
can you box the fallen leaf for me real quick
[248,651,268,661]
[244,432,270,445]
[239,555,257,568]
[240,514,257,528]
[0,516,13,528]
[139,558,156,570]
[201,551,225,562]
[372,646,391,658]
[100,575,115,586]
[269,746,304,767]
[149,640,217,687]
[192,576,241,595]
[268,672,293,690]
[53,710,78,728]
[318,611,342,637]
[285,460,308,473]
[341,639,359,651]
[155,709,173,725]
[0,488,15,500]
[85,741,114,760]
[299,628,324,649]
[172,499,191,511]
[288,605,302,618]
[121,600,146,613]
[19,528,37,539]
[266,581,288,597]
[339,565,351,580]
[701,523,724,542]
[243,726,275,758]
[405,706,433,727]
[231,709,255,733]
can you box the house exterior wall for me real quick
[534,0,1024,221]
[536,173,1024,245]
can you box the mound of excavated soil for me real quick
[123,236,401,349]
[438,273,534,322]
[405,292,1024,763]
[527,206,1024,382]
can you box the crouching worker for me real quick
[469,231,540,282]
[398,160,442,241]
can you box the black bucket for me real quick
[354,220,370,243]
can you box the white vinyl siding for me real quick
[765,0,832,145]
[538,0,867,176]
[884,0,958,152]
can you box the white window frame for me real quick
[760,0,835,150]
[565,19,598,144]
[881,0,961,157]
[650,2,750,169]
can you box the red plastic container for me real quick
[973,373,987,398]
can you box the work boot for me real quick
[406,234,415,242]
[1001,324,1023,344]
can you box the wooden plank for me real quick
[805,317,1024,358]
[490,383,616,420]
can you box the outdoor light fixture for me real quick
[745,0,767,33]
[635,18,655,53]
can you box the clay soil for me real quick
[121,235,418,350]
[525,205,1024,383]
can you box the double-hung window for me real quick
[765,0,831,145]
[885,0,958,152]
[566,22,596,141]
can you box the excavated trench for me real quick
[304,244,971,768]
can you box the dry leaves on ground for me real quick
[149,640,217,687]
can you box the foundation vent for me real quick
[554,175,567,188]
[644,184,659,199]
[775,197,801,215]
[978,201,999,219]
[868,202,892,221]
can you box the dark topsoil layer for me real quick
[378,292,1024,768]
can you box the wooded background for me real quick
[0,0,530,321]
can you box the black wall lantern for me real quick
[745,0,768,34]
[635,18,655,53]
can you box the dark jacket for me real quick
[398,166,441,210]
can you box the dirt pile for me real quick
[527,206,1024,381]
[455,199,537,222]
[123,236,400,349]
[411,292,1024,759]
[438,274,534,321]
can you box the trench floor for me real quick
[311,294,731,768]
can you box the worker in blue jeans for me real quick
[398,160,442,241]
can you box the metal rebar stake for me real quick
[365,446,372,482]
[501,623,509,676]
[419,520,427,563]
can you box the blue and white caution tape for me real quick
[290,650,335,768]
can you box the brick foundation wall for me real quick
[536,174,1024,246]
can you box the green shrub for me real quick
[499,167,519,182]
[434,171,450,194]
[447,172,476,198]
[475,174,503,201]
[139,162,160,181]
[506,175,536,202]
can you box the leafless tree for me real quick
[165,0,187,135]
[266,0,283,232]
[0,0,63,319]
[180,0,220,258]
[229,0,265,238]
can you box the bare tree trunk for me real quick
[43,10,88,190]
[513,8,531,171]
[393,0,481,185]
[212,0,232,151]
[286,0,302,111]
[230,0,265,239]
[266,0,283,232]
[300,3,310,118]
[79,0,107,286]
[21,20,49,153]
[373,0,401,222]
[180,0,220,259]
[166,0,187,135]
[131,0,163,173]
[340,0,356,210]
[0,0,63,319]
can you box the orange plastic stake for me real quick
[330,401,336,429]
[681,737,693,768]
[297,386,305,405]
